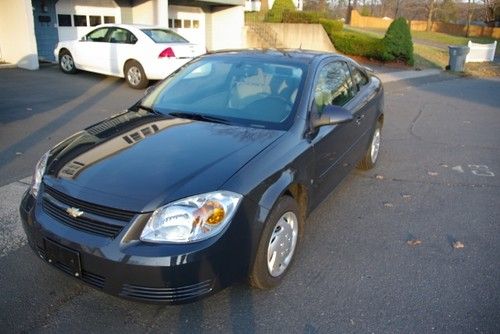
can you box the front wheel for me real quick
[124,61,148,89]
[250,196,301,289]
[357,121,382,170]
[59,50,76,74]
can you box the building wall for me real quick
[206,6,244,51]
[0,0,38,69]
[56,0,122,41]
[244,23,335,52]
[168,5,206,47]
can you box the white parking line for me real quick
[0,178,30,257]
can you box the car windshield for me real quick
[141,29,188,43]
[141,57,306,130]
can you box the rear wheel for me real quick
[124,61,148,89]
[357,121,382,170]
[250,196,301,289]
[59,50,76,74]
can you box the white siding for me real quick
[0,0,38,69]
[56,0,121,41]
[206,6,244,51]
[168,5,206,47]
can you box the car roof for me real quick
[204,49,345,65]
[96,23,169,30]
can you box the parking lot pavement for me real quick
[0,66,499,333]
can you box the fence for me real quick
[466,40,497,62]
[350,10,500,39]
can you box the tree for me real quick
[425,0,437,31]
[261,0,269,12]
[436,0,458,23]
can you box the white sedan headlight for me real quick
[30,151,50,198]
[140,191,242,243]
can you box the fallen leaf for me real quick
[407,239,422,246]
[428,171,439,176]
[383,202,394,208]
[375,174,384,180]
[402,194,412,199]
[439,163,448,168]
[452,241,464,249]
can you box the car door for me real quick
[344,62,378,166]
[108,28,138,76]
[74,27,111,73]
[309,60,360,204]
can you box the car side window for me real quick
[86,28,109,42]
[351,66,369,90]
[314,61,356,113]
[109,28,137,44]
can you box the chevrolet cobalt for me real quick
[20,50,384,303]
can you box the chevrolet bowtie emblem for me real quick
[66,207,83,218]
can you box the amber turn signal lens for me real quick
[205,201,225,225]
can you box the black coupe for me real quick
[20,50,384,303]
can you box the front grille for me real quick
[81,271,105,289]
[120,280,213,302]
[42,186,135,238]
[45,186,135,222]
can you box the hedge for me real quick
[265,0,296,23]
[381,17,414,65]
[331,31,387,60]
[282,11,324,23]
[327,18,414,65]
[319,18,343,34]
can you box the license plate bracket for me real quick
[44,238,82,277]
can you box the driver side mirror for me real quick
[80,36,87,42]
[311,104,353,128]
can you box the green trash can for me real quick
[448,45,470,72]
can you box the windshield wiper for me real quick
[136,104,161,115]
[168,111,230,125]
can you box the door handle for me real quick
[355,114,365,125]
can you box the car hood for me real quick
[43,111,284,212]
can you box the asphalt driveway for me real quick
[0,65,499,333]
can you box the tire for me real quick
[124,61,148,89]
[357,121,382,170]
[59,50,77,74]
[250,195,302,289]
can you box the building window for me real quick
[73,15,87,26]
[58,14,72,27]
[89,15,101,26]
[174,19,181,28]
[183,20,191,28]
[104,16,115,24]
[193,20,200,28]
[168,19,173,28]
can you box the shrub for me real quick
[319,18,343,34]
[381,17,414,65]
[265,0,296,23]
[331,31,386,59]
[282,11,324,23]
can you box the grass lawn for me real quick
[413,44,449,69]
[411,30,499,52]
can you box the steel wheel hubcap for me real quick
[61,55,74,71]
[127,66,141,86]
[267,211,298,277]
[370,128,381,163]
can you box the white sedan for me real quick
[54,24,205,89]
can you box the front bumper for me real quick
[19,188,258,304]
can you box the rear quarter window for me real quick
[141,29,188,43]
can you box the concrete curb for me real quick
[377,69,442,83]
